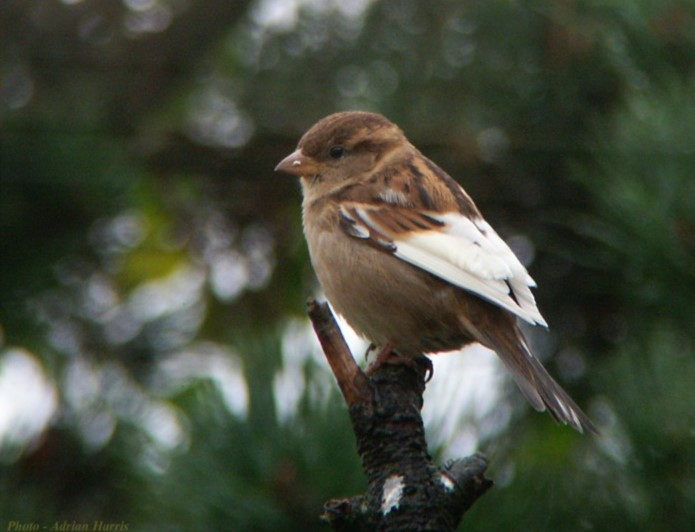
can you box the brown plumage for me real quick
[276,111,596,434]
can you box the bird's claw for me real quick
[365,343,433,382]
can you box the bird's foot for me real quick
[365,343,433,382]
[363,343,377,363]
[418,356,434,382]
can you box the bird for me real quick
[275,110,596,434]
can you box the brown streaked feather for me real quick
[330,153,476,214]
[408,163,438,210]
[370,207,445,234]
[338,203,445,249]
[421,158,480,218]
[339,205,397,252]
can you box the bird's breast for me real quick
[303,209,472,355]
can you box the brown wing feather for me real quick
[331,152,479,213]
[338,203,445,253]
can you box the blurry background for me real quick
[1,0,694,530]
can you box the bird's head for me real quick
[275,111,408,197]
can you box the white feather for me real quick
[389,212,547,327]
[378,188,409,206]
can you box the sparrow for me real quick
[275,111,596,434]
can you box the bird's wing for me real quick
[339,203,548,327]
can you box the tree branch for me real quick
[307,299,371,405]
[306,299,493,530]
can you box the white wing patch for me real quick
[396,212,547,327]
[345,204,548,327]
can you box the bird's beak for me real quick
[275,149,314,177]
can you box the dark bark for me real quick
[307,300,492,531]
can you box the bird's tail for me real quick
[481,325,597,434]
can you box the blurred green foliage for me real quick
[1,1,694,530]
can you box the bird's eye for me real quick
[329,146,345,159]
